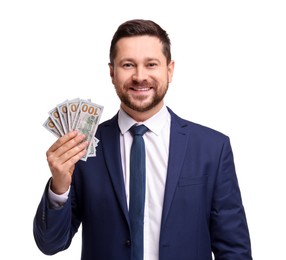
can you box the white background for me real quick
[1,1,285,259]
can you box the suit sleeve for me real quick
[33,179,80,255]
[210,138,252,259]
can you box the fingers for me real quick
[46,130,89,172]
[48,130,79,153]
[61,139,89,165]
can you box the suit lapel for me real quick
[100,114,130,224]
[161,108,189,228]
[100,109,190,228]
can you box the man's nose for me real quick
[132,66,147,82]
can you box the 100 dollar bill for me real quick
[72,100,103,161]
[43,98,103,161]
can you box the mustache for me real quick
[126,80,155,89]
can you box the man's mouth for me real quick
[130,87,151,91]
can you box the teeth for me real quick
[133,88,149,91]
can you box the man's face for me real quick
[109,35,174,117]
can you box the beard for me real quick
[115,80,168,112]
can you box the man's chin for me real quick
[127,99,163,113]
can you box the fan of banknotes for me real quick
[43,98,104,161]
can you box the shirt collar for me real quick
[118,105,170,136]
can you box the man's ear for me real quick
[108,63,115,84]
[167,60,175,83]
[109,63,114,77]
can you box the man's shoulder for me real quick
[168,107,229,142]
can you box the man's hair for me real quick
[109,19,171,65]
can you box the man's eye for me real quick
[123,63,133,68]
[148,63,157,67]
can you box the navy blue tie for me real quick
[129,124,148,260]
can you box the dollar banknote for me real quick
[43,98,103,161]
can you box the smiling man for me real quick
[109,35,174,122]
[34,19,252,260]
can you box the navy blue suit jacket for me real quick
[34,108,252,259]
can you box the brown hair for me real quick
[109,19,171,65]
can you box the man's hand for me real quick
[46,130,88,194]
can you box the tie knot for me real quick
[130,124,148,137]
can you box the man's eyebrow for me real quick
[145,57,160,61]
[118,58,134,62]
[117,57,162,65]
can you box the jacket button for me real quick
[125,240,131,247]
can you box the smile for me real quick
[131,87,151,91]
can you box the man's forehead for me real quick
[115,36,164,56]
[117,35,161,45]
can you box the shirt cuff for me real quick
[48,180,70,209]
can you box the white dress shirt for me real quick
[118,105,170,260]
[49,105,171,260]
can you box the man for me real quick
[33,19,252,259]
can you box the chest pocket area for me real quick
[178,175,208,187]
